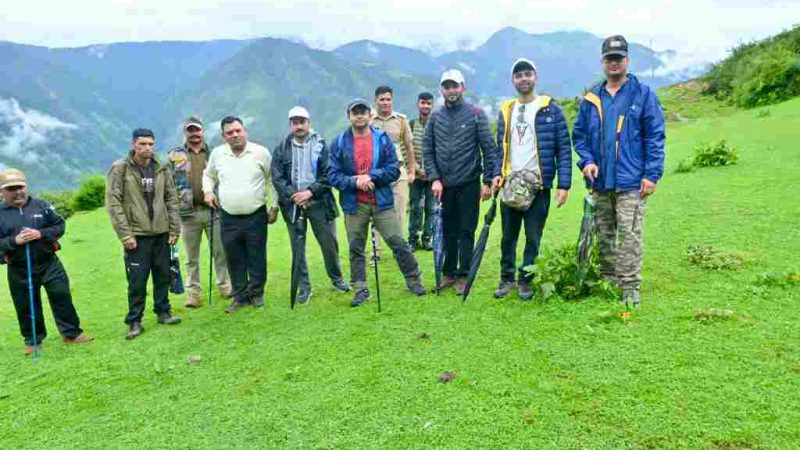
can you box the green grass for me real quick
[2,96,800,449]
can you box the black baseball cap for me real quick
[602,35,628,58]
[132,128,155,140]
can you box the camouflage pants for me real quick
[593,191,646,290]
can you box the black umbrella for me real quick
[431,201,445,294]
[290,205,307,310]
[576,192,596,288]
[462,193,499,303]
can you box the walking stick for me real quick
[370,224,381,313]
[25,244,38,360]
[208,208,214,306]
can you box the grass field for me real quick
[1,96,799,449]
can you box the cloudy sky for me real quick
[3,0,798,62]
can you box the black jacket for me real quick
[0,196,65,267]
[422,98,500,188]
[271,132,339,220]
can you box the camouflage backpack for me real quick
[500,169,543,210]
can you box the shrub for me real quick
[686,245,743,271]
[39,190,75,219]
[524,243,618,301]
[755,109,772,118]
[692,140,739,167]
[753,270,800,289]
[674,158,696,174]
[71,174,106,212]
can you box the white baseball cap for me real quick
[440,69,465,86]
[288,106,310,120]
[511,57,537,76]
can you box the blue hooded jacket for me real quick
[328,126,399,215]
[572,74,666,191]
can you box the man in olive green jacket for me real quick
[106,128,182,340]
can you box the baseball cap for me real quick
[183,116,204,131]
[131,128,155,140]
[602,35,629,57]
[440,69,465,86]
[347,98,372,113]
[288,106,310,120]
[1,169,27,189]
[511,57,537,76]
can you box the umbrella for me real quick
[169,245,185,295]
[290,204,307,309]
[370,224,382,312]
[431,201,445,294]
[462,193,499,303]
[576,192,596,288]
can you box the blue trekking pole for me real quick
[25,243,38,360]
[208,208,214,307]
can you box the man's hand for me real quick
[267,207,278,225]
[291,190,313,206]
[491,176,503,192]
[168,235,179,246]
[204,192,218,209]
[14,229,42,245]
[431,179,443,202]
[123,237,137,251]
[555,189,569,208]
[355,175,372,191]
[407,171,416,185]
[582,164,599,183]
[480,184,492,201]
[640,178,657,197]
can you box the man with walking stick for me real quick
[0,169,92,355]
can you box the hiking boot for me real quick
[219,285,233,298]
[185,293,202,308]
[455,278,468,296]
[157,313,182,325]
[407,280,427,296]
[622,289,640,308]
[225,299,250,314]
[494,280,516,298]
[125,322,143,340]
[518,282,534,301]
[351,289,370,307]
[63,333,94,344]
[410,237,421,251]
[298,289,312,305]
[251,296,265,308]
[332,279,351,293]
[439,276,457,291]
[422,238,433,251]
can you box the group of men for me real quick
[1,35,665,352]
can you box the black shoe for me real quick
[410,237,421,251]
[494,280,516,298]
[422,238,433,251]
[518,282,534,301]
[407,281,427,296]
[251,296,265,308]
[298,289,312,305]
[125,322,143,340]
[157,313,182,325]
[225,299,250,314]
[332,279,351,293]
[351,289,370,307]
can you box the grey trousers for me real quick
[180,206,231,295]
[281,201,344,292]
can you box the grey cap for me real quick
[347,98,372,113]
[602,35,628,57]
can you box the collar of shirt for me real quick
[222,142,253,157]
[372,111,399,122]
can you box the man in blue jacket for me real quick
[494,58,572,300]
[329,99,426,307]
[572,35,666,307]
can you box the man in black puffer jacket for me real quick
[493,58,572,301]
[422,69,502,295]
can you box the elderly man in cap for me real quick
[167,116,232,308]
[572,35,666,307]
[106,128,183,340]
[0,169,92,355]
[271,106,350,304]
[493,58,572,300]
[328,99,426,307]
[422,69,501,295]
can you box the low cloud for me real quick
[0,98,79,159]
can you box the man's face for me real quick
[2,185,28,208]
[376,93,393,116]
[512,70,537,95]
[348,107,371,129]
[184,125,204,147]
[223,121,247,149]
[440,81,465,103]
[417,98,433,116]
[602,55,629,78]
[290,117,310,139]
[132,136,155,160]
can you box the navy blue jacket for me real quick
[328,126,400,215]
[0,196,65,267]
[494,96,572,190]
[572,74,666,191]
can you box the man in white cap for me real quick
[167,116,232,308]
[271,106,350,304]
[422,69,502,295]
[493,58,572,300]
[0,169,92,355]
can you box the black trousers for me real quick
[281,201,344,291]
[442,180,480,278]
[408,179,434,242]
[8,256,82,345]
[124,233,172,324]
[500,190,551,283]
[220,206,267,302]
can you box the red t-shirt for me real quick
[354,133,376,205]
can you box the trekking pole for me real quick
[208,208,214,306]
[25,244,38,360]
[370,223,381,313]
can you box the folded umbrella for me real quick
[169,245,185,295]
[431,201,445,294]
[462,193,499,303]
[290,204,307,310]
[576,191,596,288]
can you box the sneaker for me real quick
[24,343,42,356]
[422,238,433,251]
[125,322,143,340]
[219,285,233,298]
[184,293,202,308]
[410,237,421,251]
[332,279,351,293]
[62,333,94,344]
[157,313,182,325]
[251,296,265,308]
[439,276,457,291]
[455,278,468,296]
[407,280,427,296]
[225,299,250,314]
[298,289,312,305]
[351,289,370,307]
[518,282,534,301]
[622,289,640,308]
[494,280,516,298]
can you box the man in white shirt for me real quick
[202,116,278,313]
